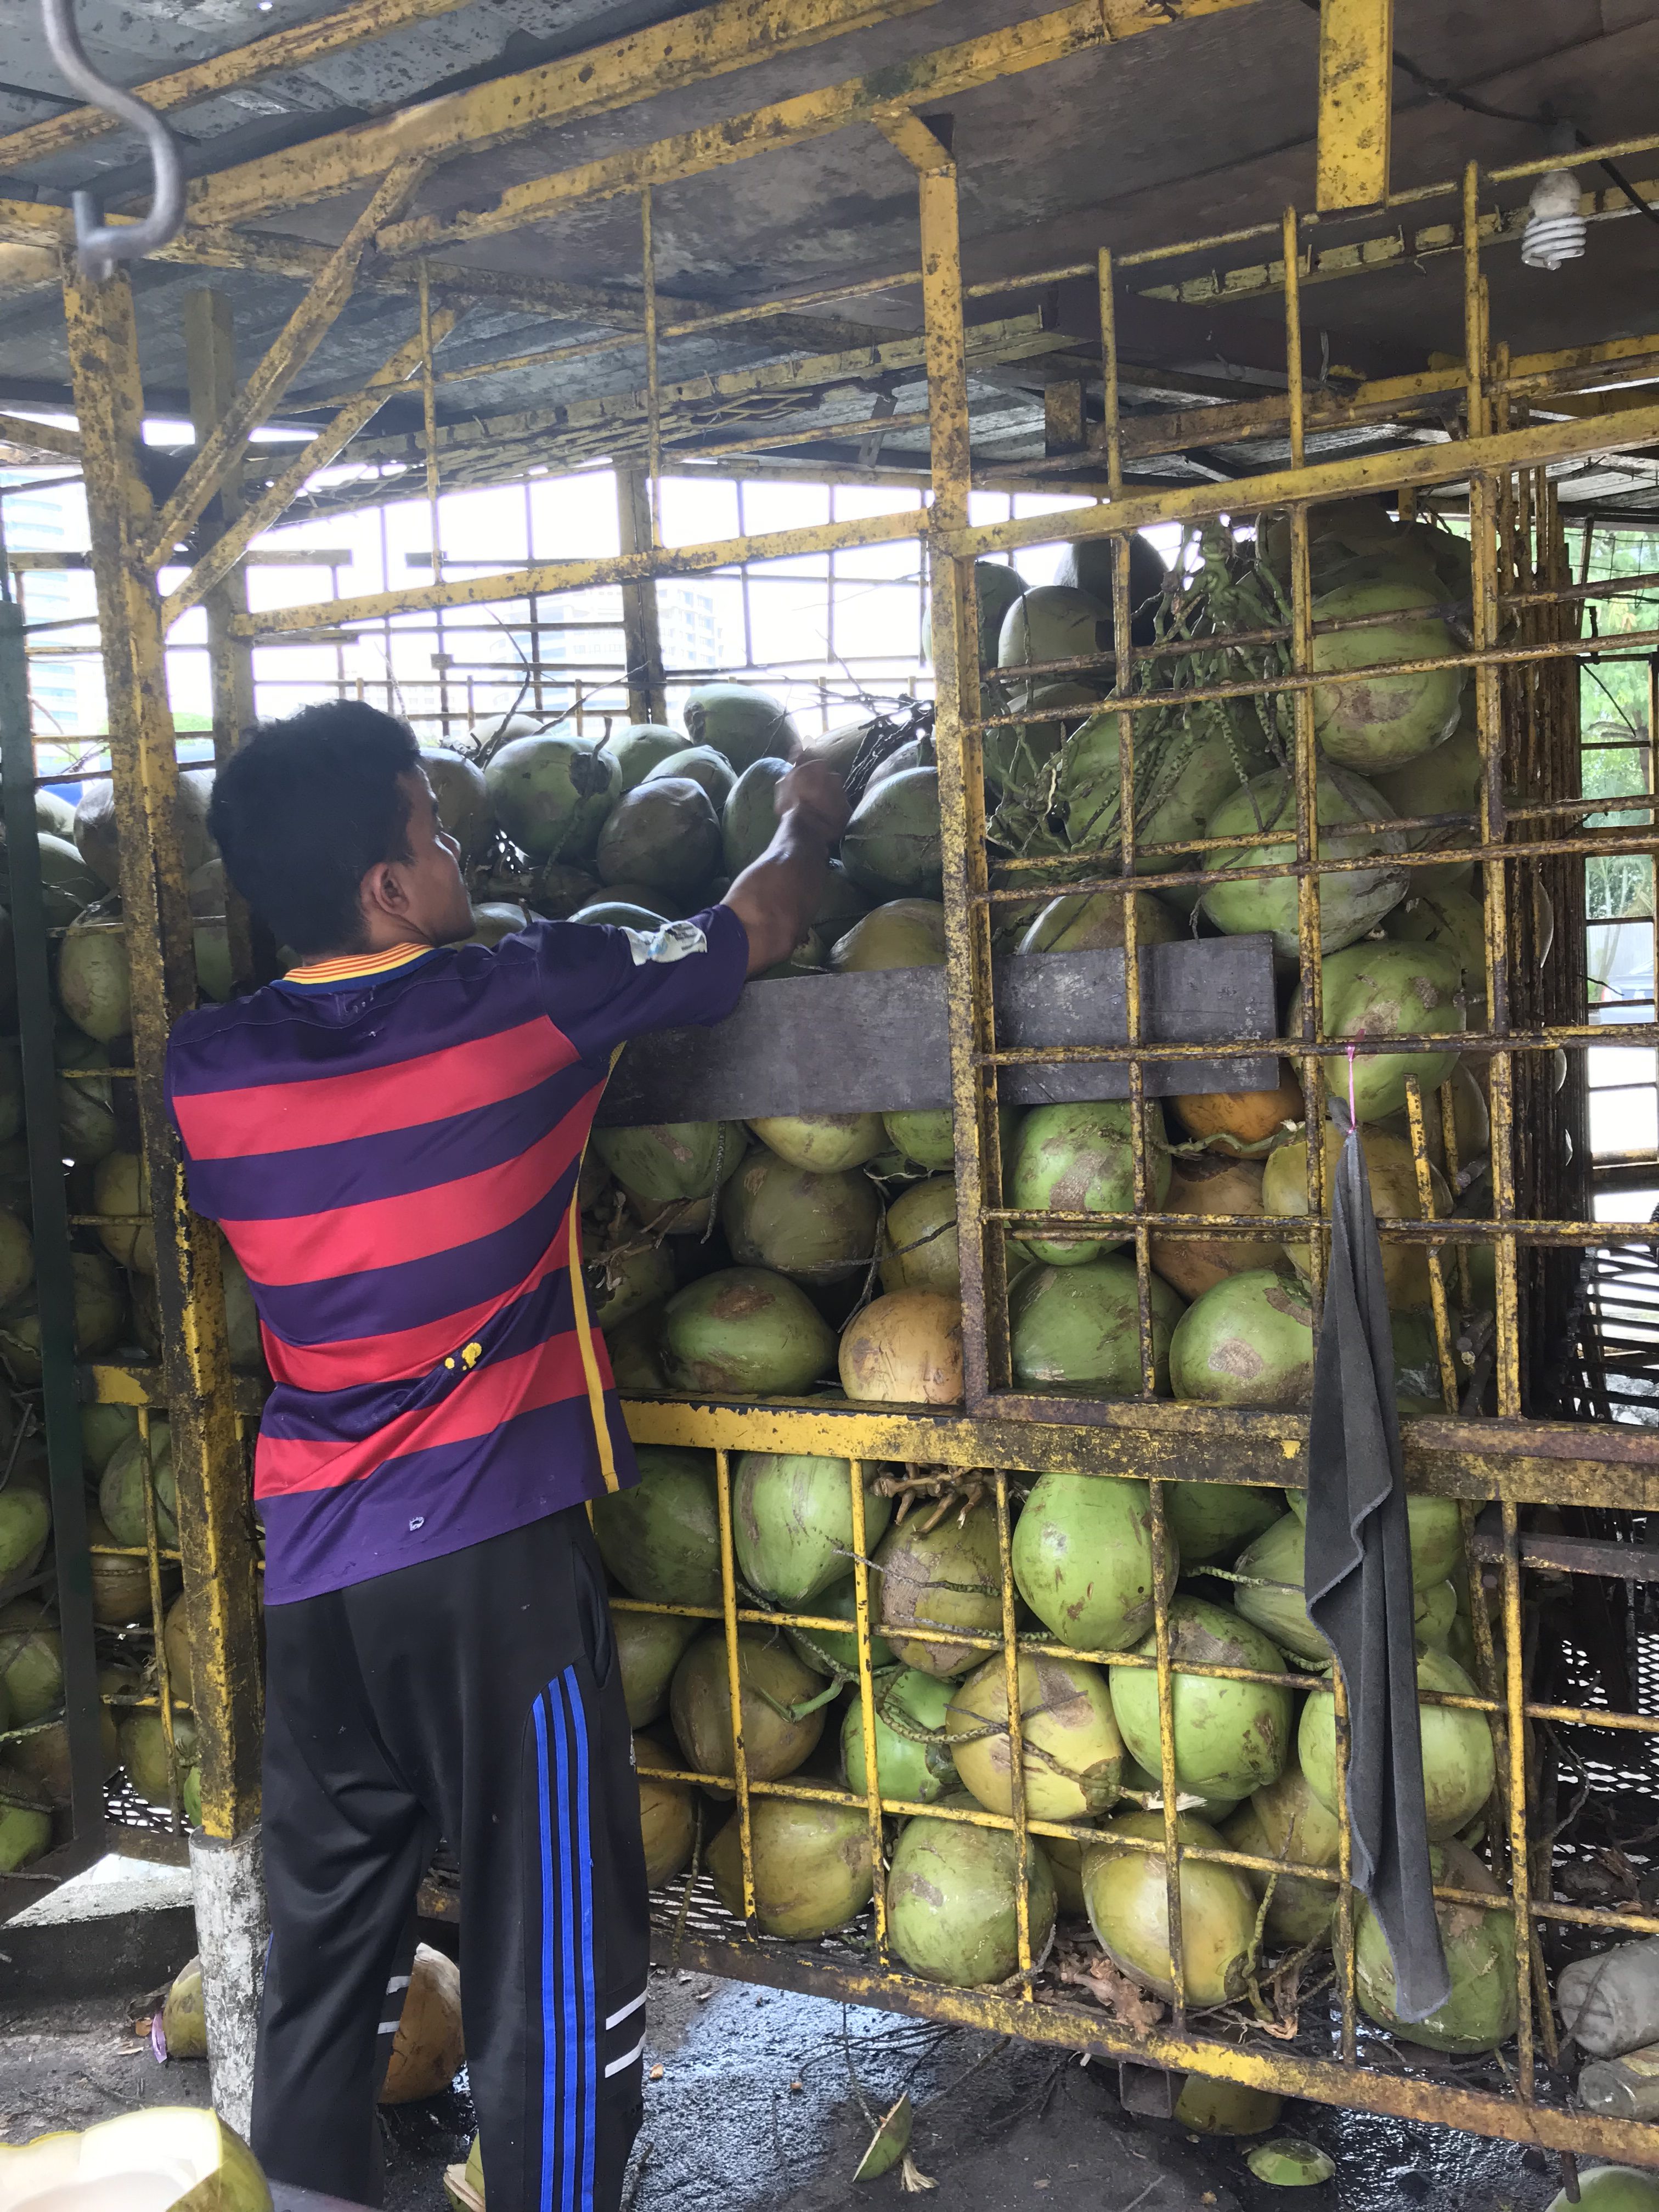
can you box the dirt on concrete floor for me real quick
[0,1965,1571,2212]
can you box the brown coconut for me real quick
[379,1943,465,2104]
[838,1292,963,1404]
[1170,1061,1304,1149]
[1148,1154,1281,1301]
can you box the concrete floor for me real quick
[0,1949,1571,2212]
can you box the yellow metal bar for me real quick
[231,506,924,639]
[190,0,957,230]
[942,394,1659,559]
[63,268,262,1839]
[1315,0,1395,211]
[182,288,255,994]
[1146,1478,1187,2025]
[376,0,1263,256]
[0,410,80,459]
[0,0,477,174]
[1098,247,1122,499]
[994,1470,1034,1995]
[641,190,662,548]
[138,1406,182,1831]
[847,1459,888,1960]
[713,1447,755,1929]
[1404,1076,1459,1411]
[616,469,667,726]
[1500,1500,1535,2094]
[144,159,428,571]
[163,313,454,630]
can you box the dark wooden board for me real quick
[595,935,1277,1127]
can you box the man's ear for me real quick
[362,859,412,922]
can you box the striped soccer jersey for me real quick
[165,908,748,1604]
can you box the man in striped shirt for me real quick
[166,701,846,2212]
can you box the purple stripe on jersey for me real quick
[250,1173,577,1348]
[258,1268,578,1442]
[183,1064,597,1222]
[257,1393,633,1604]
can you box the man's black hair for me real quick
[208,702,422,956]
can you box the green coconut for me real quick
[616,1609,701,1727]
[881,1177,960,1296]
[719,1148,882,1283]
[990,681,1098,797]
[0,1768,52,1872]
[748,1113,887,1172]
[1291,940,1463,1121]
[875,1503,1002,1678]
[731,1452,890,1604]
[1311,575,1465,773]
[1229,1511,1328,1665]
[1082,1809,1260,2006]
[1405,1494,1464,1584]
[1200,766,1408,957]
[840,769,941,900]
[99,1422,178,1552]
[1263,1124,1449,1312]
[1009,1258,1184,1395]
[591,1120,743,1215]
[1011,1472,1159,1652]
[662,1267,835,1395]
[864,736,935,791]
[1166,1482,1283,1565]
[722,757,791,876]
[682,685,798,771]
[670,1627,826,1785]
[1355,1837,1515,2052]
[186,860,233,1002]
[605,1303,670,1390]
[841,1666,957,1803]
[635,1732,698,1888]
[1223,1761,1341,1948]
[812,858,870,935]
[119,1708,199,1808]
[882,1110,954,1171]
[1051,534,1169,632]
[999,585,1110,680]
[1545,2174,1659,2212]
[886,1796,1058,1987]
[1172,2078,1284,2137]
[839,1291,963,1404]
[0,1252,125,1383]
[484,733,619,862]
[159,1955,208,2062]
[596,777,722,896]
[0,1604,62,1725]
[87,1506,159,1627]
[643,745,736,811]
[73,766,215,889]
[0,1479,49,1596]
[1109,1596,1293,1800]
[54,1029,119,1165]
[947,1650,1123,1820]
[830,899,947,973]
[1384,884,1487,1005]
[420,748,494,863]
[1372,717,1481,892]
[708,1795,873,1938]
[591,1446,721,1607]
[1150,1154,1282,1302]
[1247,2138,1337,2186]
[1017,889,1183,956]
[57,917,133,1042]
[589,1242,675,1333]
[1300,1646,1494,1840]
[972,561,1028,665]
[1416,1579,1458,1649]
[8,1694,121,1807]
[466,901,528,948]
[602,724,687,792]
[15,832,103,929]
[92,1151,153,1274]
[1052,707,1277,873]
[33,788,74,840]
[1008,1102,1171,1266]
[1169,1271,1314,1409]
[786,1572,895,1679]
[0,2108,273,2209]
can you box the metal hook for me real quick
[38,0,186,282]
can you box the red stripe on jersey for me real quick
[259,1224,572,1393]
[222,1094,597,1286]
[253,1328,596,1497]
[172,1017,572,1161]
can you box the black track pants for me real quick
[252,1506,648,2212]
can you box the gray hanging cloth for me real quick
[1303,1114,1451,2023]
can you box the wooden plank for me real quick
[595,935,1276,1126]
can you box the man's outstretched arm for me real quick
[721,759,850,978]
